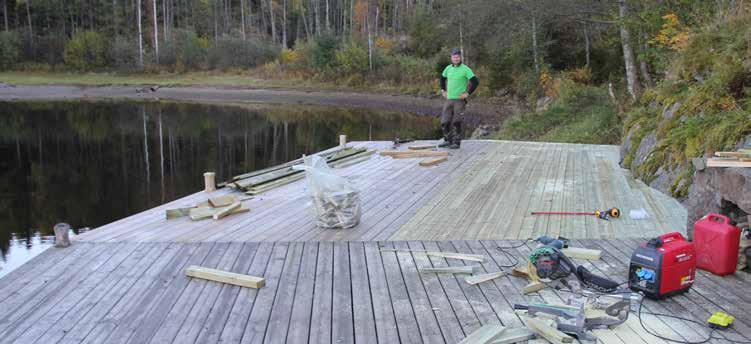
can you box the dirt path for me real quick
[0,85,507,125]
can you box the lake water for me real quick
[0,100,441,277]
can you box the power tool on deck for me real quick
[514,291,640,341]
[528,239,620,293]
[530,207,621,220]
[628,232,696,299]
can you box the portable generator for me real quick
[628,232,696,299]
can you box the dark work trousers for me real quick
[441,99,466,145]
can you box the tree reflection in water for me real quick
[0,100,440,275]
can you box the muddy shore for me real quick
[0,85,506,125]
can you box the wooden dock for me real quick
[74,140,686,243]
[2,140,746,344]
[1,240,750,344]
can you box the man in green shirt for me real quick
[439,48,479,149]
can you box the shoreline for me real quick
[0,84,505,124]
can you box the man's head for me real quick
[450,48,462,65]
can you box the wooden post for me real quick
[54,223,71,248]
[339,134,347,149]
[204,172,216,192]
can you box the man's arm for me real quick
[467,76,479,95]
[440,76,447,91]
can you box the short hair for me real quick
[450,48,462,56]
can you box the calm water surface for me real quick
[0,100,442,277]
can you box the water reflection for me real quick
[0,100,440,275]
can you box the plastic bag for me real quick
[293,155,361,228]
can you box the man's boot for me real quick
[448,121,462,149]
[439,122,453,147]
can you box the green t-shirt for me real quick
[442,63,475,99]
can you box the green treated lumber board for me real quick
[165,206,197,219]
[185,265,265,289]
[489,327,537,344]
[464,271,506,285]
[458,324,506,344]
[379,249,485,262]
[233,148,367,189]
[418,266,477,274]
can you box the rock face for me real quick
[621,99,751,239]
[685,167,751,238]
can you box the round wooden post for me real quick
[204,172,216,192]
[54,223,71,248]
[339,135,347,149]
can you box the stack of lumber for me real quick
[165,195,250,221]
[707,150,751,168]
[225,147,373,195]
[380,148,449,167]
[379,150,449,159]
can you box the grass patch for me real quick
[495,81,619,144]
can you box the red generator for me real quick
[694,213,741,276]
[629,232,696,299]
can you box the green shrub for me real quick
[173,30,209,70]
[111,36,140,71]
[208,35,278,69]
[64,31,109,70]
[35,33,67,66]
[311,35,339,70]
[335,42,369,75]
[0,31,21,70]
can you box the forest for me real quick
[0,1,749,147]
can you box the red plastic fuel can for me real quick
[694,213,741,276]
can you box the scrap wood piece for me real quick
[419,156,448,167]
[561,247,602,261]
[511,266,530,278]
[524,317,573,344]
[490,328,536,344]
[489,327,537,344]
[465,271,506,285]
[458,324,506,344]
[245,173,305,195]
[189,205,249,221]
[208,195,237,208]
[380,249,485,262]
[707,158,751,168]
[213,202,241,220]
[408,144,437,150]
[522,281,546,295]
[715,151,751,158]
[418,266,477,274]
[165,206,197,219]
[379,150,449,158]
[185,265,265,289]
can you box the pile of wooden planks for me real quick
[165,195,250,221]
[707,150,751,168]
[225,147,374,195]
[380,149,449,167]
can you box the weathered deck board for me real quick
[69,141,686,243]
[3,240,747,344]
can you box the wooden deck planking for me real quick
[68,141,687,243]
[2,241,751,344]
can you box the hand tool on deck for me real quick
[515,291,638,342]
[535,235,569,249]
[531,207,621,220]
[392,136,415,147]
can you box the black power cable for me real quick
[637,296,751,344]
[494,239,533,268]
